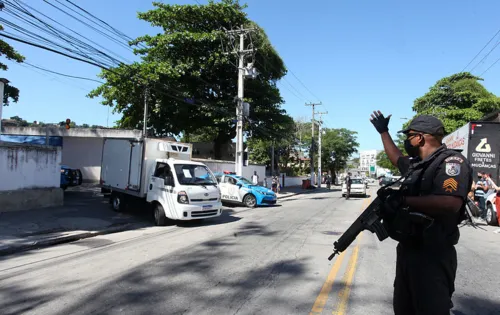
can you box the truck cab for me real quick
[214,172,277,208]
[147,159,222,224]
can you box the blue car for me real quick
[60,165,83,190]
[214,172,277,207]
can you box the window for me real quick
[154,162,171,178]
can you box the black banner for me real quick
[468,122,500,184]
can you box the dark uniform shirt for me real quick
[397,145,472,247]
[392,145,473,315]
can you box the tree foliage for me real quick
[411,72,500,133]
[376,134,405,175]
[0,24,25,106]
[320,128,359,175]
[88,0,291,158]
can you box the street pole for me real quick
[143,87,148,139]
[271,141,275,176]
[316,111,328,186]
[0,78,9,136]
[235,30,245,176]
[224,26,257,176]
[305,102,322,185]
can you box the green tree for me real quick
[411,72,500,133]
[319,128,359,179]
[375,134,405,175]
[1,25,25,106]
[247,114,298,173]
[88,0,289,159]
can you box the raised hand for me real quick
[370,110,392,134]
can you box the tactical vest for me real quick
[392,147,471,248]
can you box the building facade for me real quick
[359,149,381,174]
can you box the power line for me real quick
[469,40,500,73]
[287,68,322,102]
[462,28,500,72]
[23,61,105,83]
[479,55,500,76]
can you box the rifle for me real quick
[328,196,388,260]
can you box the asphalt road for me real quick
[0,186,499,315]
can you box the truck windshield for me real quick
[174,164,217,185]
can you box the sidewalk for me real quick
[0,184,148,257]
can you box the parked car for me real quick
[60,165,83,190]
[379,175,401,187]
[342,178,367,198]
[486,191,499,226]
[213,171,277,207]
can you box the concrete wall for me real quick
[0,142,63,212]
[2,126,143,138]
[62,137,103,182]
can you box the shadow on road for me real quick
[0,221,317,315]
[451,294,500,315]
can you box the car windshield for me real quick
[351,179,363,184]
[236,176,254,185]
[173,164,217,185]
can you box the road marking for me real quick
[309,197,371,315]
[309,250,347,315]
[331,233,363,315]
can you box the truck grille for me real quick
[190,198,218,202]
[191,210,219,217]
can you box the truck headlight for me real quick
[177,191,189,204]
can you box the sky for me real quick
[2,0,500,154]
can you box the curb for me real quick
[0,223,133,257]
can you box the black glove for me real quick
[370,111,391,134]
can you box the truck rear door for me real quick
[128,142,143,191]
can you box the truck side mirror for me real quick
[164,176,174,186]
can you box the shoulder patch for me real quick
[445,162,461,176]
[443,178,458,193]
[445,156,464,163]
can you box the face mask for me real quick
[404,139,420,157]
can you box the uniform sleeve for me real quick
[397,156,411,175]
[430,156,471,199]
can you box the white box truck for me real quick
[100,138,222,225]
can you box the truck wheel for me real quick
[486,203,498,226]
[243,194,257,208]
[154,203,167,226]
[110,193,124,212]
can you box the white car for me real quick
[342,178,367,197]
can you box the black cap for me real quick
[398,115,445,136]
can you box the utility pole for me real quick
[305,102,322,185]
[271,140,275,177]
[143,87,148,138]
[316,111,328,186]
[224,26,258,176]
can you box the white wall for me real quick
[0,142,61,191]
[62,137,104,182]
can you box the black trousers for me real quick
[393,243,457,315]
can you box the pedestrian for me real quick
[370,111,473,315]
[473,172,488,219]
[252,171,259,185]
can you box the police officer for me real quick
[370,110,473,315]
